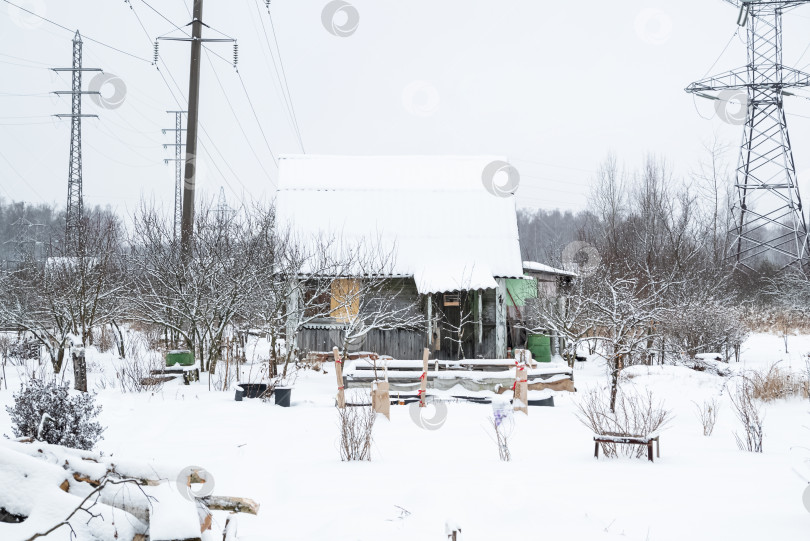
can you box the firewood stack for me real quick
[0,438,259,541]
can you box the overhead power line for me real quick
[2,0,153,63]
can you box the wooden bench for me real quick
[594,433,660,462]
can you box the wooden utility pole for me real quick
[180,0,204,258]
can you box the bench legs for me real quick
[593,438,660,461]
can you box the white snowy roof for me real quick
[522,261,577,277]
[275,155,525,294]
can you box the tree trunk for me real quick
[54,346,66,374]
[72,347,87,392]
[112,320,125,358]
[609,354,623,413]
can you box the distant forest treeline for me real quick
[0,199,114,263]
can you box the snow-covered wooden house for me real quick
[275,155,531,360]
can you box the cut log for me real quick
[201,495,260,515]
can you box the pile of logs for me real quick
[0,438,259,541]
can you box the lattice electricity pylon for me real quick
[163,110,187,241]
[686,0,810,270]
[52,31,102,255]
[3,216,43,266]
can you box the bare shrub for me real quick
[730,378,764,453]
[489,414,512,462]
[748,362,809,402]
[576,387,672,458]
[693,398,719,436]
[337,392,376,461]
[117,336,166,393]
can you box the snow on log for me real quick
[201,495,261,515]
[0,439,260,540]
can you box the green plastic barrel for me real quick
[527,334,552,363]
[166,350,195,367]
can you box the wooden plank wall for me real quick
[296,278,500,360]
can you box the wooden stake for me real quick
[419,347,429,408]
[333,347,345,408]
[513,360,528,415]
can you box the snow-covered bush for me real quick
[663,299,748,361]
[575,387,671,458]
[117,335,166,393]
[5,379,104,450]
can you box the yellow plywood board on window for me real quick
[331,278,360,322]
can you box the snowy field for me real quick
[1,332,809,540]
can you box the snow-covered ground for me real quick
[1,332,809,540]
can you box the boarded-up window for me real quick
[330,279,360,322]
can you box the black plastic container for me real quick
[274,387,292,407]
[234,383,268,401]
[528,396,555,407]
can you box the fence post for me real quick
[333,347,345,408]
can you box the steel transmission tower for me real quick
[52,31,101,254]
[163,110,187,240]
[686,0,810,269]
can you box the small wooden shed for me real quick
[275,155,531,360]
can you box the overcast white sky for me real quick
[1,0,809,216]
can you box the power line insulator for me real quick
[153,41,159,64]
[233,43,239,68]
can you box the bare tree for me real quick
[128,201,270,383]
[583,268,676,412]
[0,212,124,374]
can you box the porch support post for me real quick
[477,289,483,344]
[286,279,300,353]
[495,278,507,359]
[426,294,433,348]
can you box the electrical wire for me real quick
[701,28,740,81]
[254,0,304,152]
[1,0,153,63]
[122,0,269,197]
[235,70,278,169]
[203,50,274,182]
